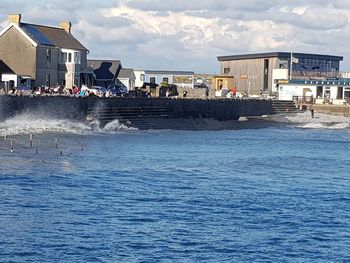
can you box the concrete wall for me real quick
[312,104,350,117]
[177,87,215,99]
[0,96,273,123]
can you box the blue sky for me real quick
[1,0,350,73]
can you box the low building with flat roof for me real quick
[275,78,350,104]
[134,70,194,89]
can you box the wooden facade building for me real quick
[217,52,343,95]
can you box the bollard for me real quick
[10,140,14,153]
[29,133,33,148]
[35,146,38,154]
[55,138,58,149]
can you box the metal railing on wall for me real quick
[292,96,314,104]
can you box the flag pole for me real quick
[290,52,293,80]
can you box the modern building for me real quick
[217,52,343,95]
[0,14,93,89]
[134,70,195,89]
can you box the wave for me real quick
[299,122,350,130]
[0,112,137,136]
[283,112,350,130]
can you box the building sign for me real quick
[276,79,289,84]
[240,74,248,80]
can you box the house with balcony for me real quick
[0,14,93,90]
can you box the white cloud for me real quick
[1,0,350,72]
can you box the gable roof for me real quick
[0,60,15,74]
[118,68,134,79]
[88,60,122,80]
[20,23,88,51]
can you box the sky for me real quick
[1,0,350,73]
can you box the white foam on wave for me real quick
[0,112,138,136]
[283,112,350,130]
[101,119,138,133]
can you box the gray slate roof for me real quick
[118,68,134,79]
[88,60,121,80]
[20,23,88,51]
[0,60,14,74]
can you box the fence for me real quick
[292,96,314,105]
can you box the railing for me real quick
[292,96,314,104]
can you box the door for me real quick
[263,59,269,91]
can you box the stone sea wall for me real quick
[0,96,273,123]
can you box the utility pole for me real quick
[289,52,293,80]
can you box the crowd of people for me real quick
[1,83,118,98]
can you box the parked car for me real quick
[81,85,106,96]
[194,83,209,89]
[142,82,158,89]
[107,84,128,97]
[90,86,107,95]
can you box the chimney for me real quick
[8,14,21,26]
[59,21,71,34]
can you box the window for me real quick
[140,74,145,81]
[19,79,27,86]
[68,53,72,63]
[46,74,51,87]
[279,60,288,69]
[74,52,81,64]
[60,52,67,63]
[150,77,156,84]
[46,49,51,63]
[224,68,230,74]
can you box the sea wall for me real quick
[312,104,350,117]
[0,95,273,123]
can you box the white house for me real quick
[117,68,135,91]
[134,70,195,89]
[275,78,350,104]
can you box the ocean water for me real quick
[0,112,350,262]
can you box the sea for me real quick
[0,112,349,262]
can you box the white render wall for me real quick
[277,84,347,101]
[272,69,288,92]
[277,85,310,100]
[134,70,145,88]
